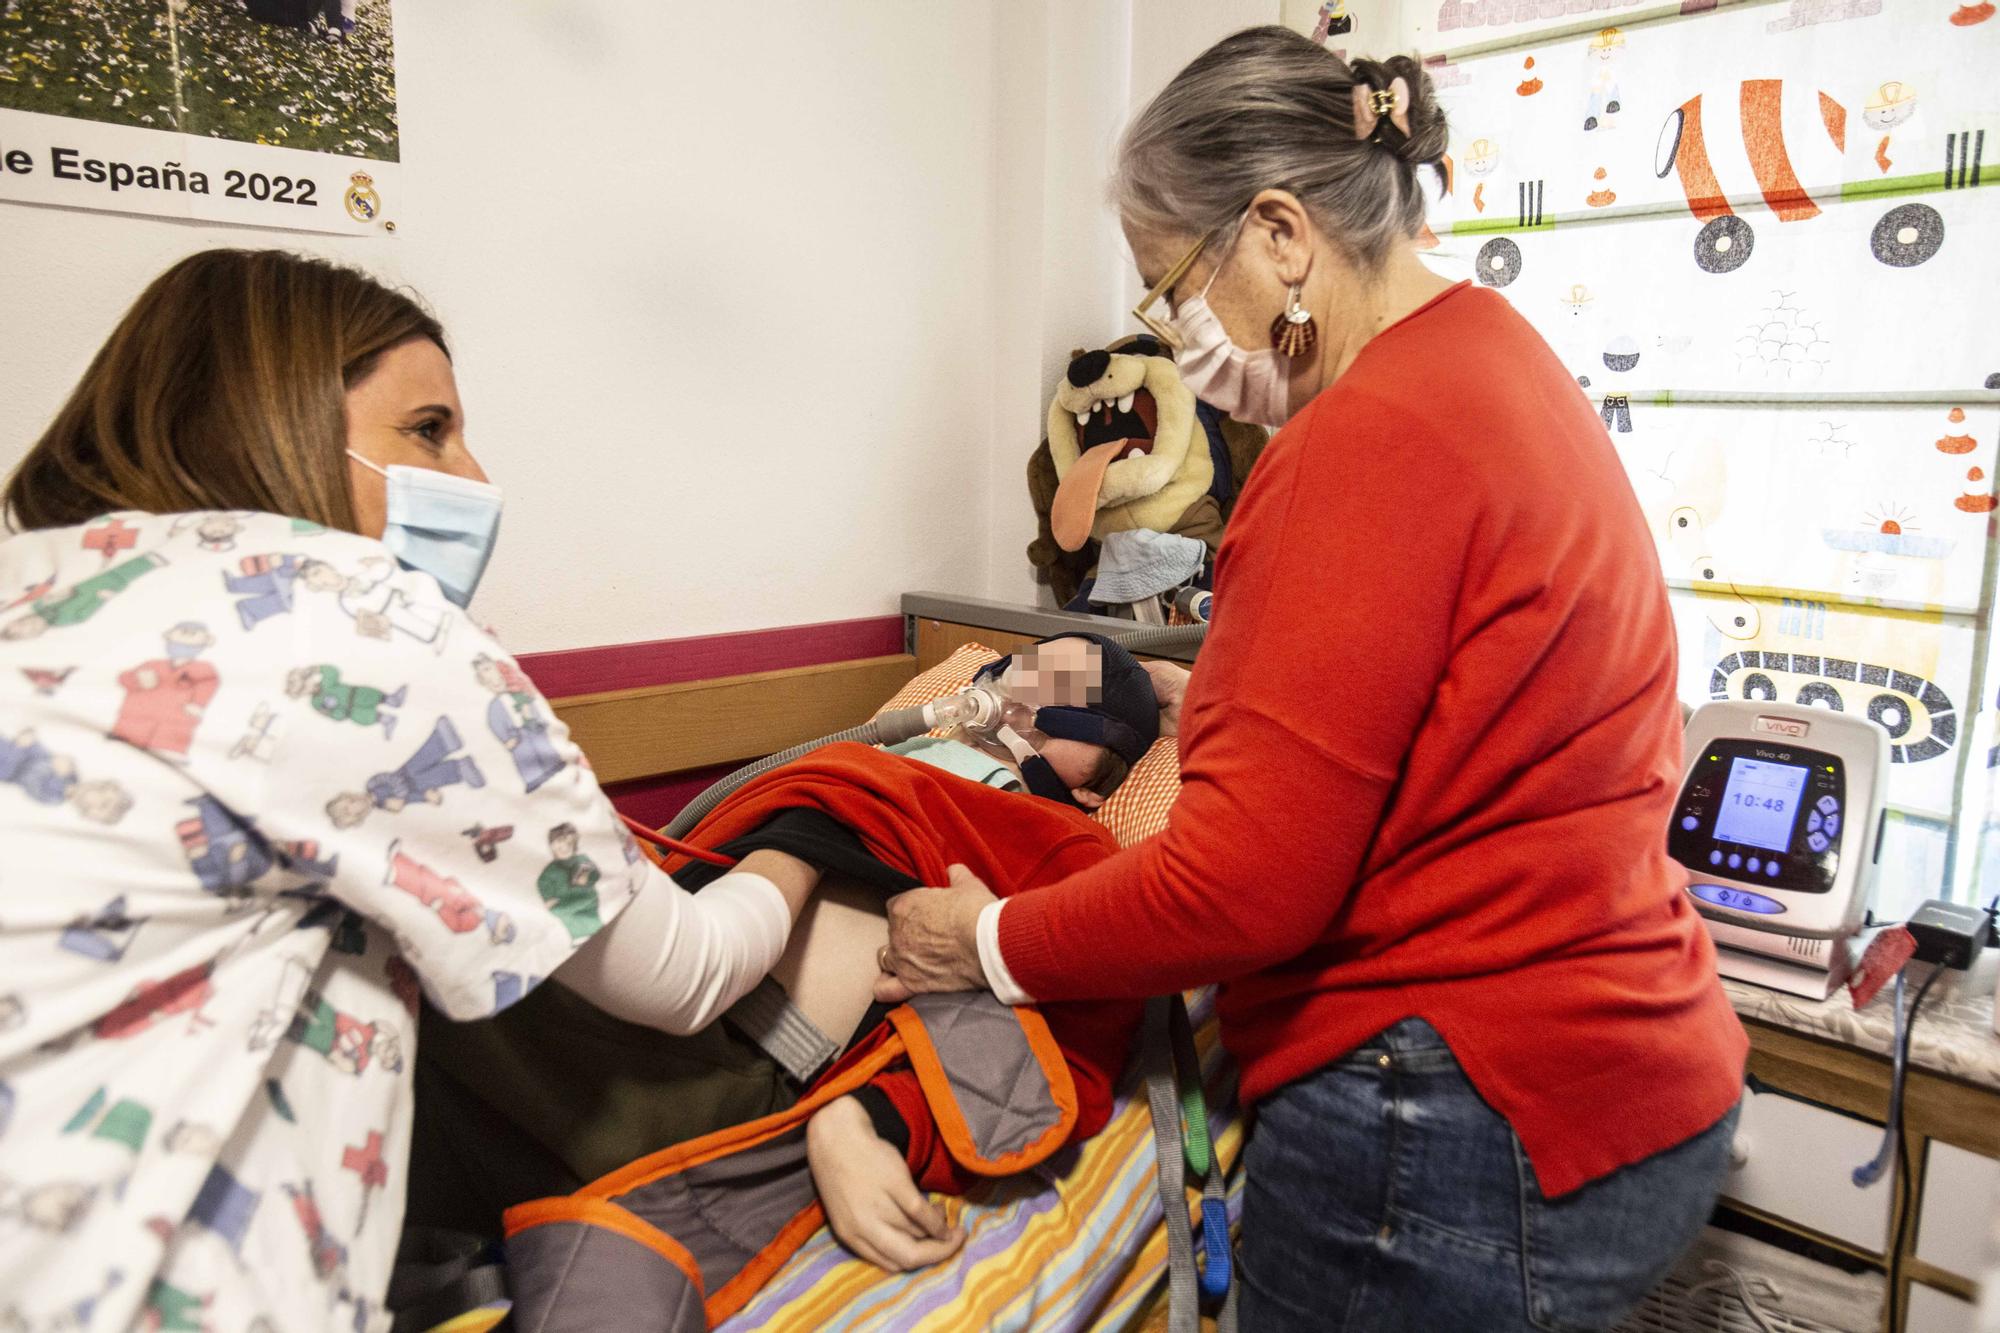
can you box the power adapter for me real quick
[1905,899,1991,970]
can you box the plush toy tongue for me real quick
[1052,440,1132,553]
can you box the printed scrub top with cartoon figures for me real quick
[0,511,652,1332]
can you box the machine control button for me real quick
[1709,850,1724,866]
[1818,795,1840,815]
[1765,860,1781,877]
[1727,853,1743,869]
[1691,883,1786,915]
[1807,831,1830,852]
[1808,811,1823,833]
[1746,858,1762,874]
[1682,815,1700,831]
[1824,813,1841,838]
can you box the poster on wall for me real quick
[0,0,399,234]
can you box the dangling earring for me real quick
[1271,284,1318,358]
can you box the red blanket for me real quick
[664,742,1140,1192]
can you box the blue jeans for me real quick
[1238,1019,1738,1331]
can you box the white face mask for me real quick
[347,452,503,608]
[1169,235,1295,429]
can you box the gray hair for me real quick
[1115,28,1448,271]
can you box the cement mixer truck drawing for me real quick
[1654,78,1948,273]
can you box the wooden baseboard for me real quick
[549,654,918,786]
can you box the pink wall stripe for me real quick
[515,615,905,699]
[604,764,739,830]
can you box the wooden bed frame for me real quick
[545,592,1186,787]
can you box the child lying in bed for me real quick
[884,631,1139,809]
[408,633,1161,1272]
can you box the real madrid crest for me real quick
[344,171,382,224]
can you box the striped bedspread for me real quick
[719,990,1245,1332]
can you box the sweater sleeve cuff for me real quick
[872,1072,939,1178]
[977,900,1034,1006]
[848,1084,912,1158]
[994,889,1064,1000]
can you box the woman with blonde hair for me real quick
[0,248,819,1330]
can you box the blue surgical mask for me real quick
[347,453,503,608]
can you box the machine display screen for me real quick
[1712,757,1808,853]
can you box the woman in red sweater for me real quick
[880,28,1747,1331]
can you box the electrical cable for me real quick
[1854,966,1944,1187]
[1852,964,1944,1332]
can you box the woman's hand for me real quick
[873,865,996,1004]
[806,1096,965,1271]
[1142,660,1191,736]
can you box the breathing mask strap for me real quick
[992,724,1090,812]
[990,725,1039,768]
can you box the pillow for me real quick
[875,643,1001,718]
[1093,734,1180,847]
[874,643,1181,847]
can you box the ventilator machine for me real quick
[1669,701,1892,998]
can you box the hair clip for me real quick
[1351,76,1411,143]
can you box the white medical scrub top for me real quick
[0,511,645,1332]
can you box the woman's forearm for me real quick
[554,853,817,1034]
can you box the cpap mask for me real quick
[921,680,1081,805]
[911,637,1155,810]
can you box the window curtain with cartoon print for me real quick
[1409,0,1999,918]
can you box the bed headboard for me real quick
[903,591,1201,672]
[544,591,1198,791]
[547,655,916,787]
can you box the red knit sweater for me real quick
[998,282,1747,1197]
[667,743,1136,1194]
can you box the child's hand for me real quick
[806,1095,966,1272]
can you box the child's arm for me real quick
[806,1095,966,1272]
[856,828,1144,1195]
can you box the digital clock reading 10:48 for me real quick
[1711,757,1810,854]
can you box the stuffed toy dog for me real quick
[1027,333,1267,617]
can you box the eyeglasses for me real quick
[1130,228,1215,352]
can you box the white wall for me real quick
[1277,0,1425,60]
[984,0,1281,607]
[0,1,1282,651]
